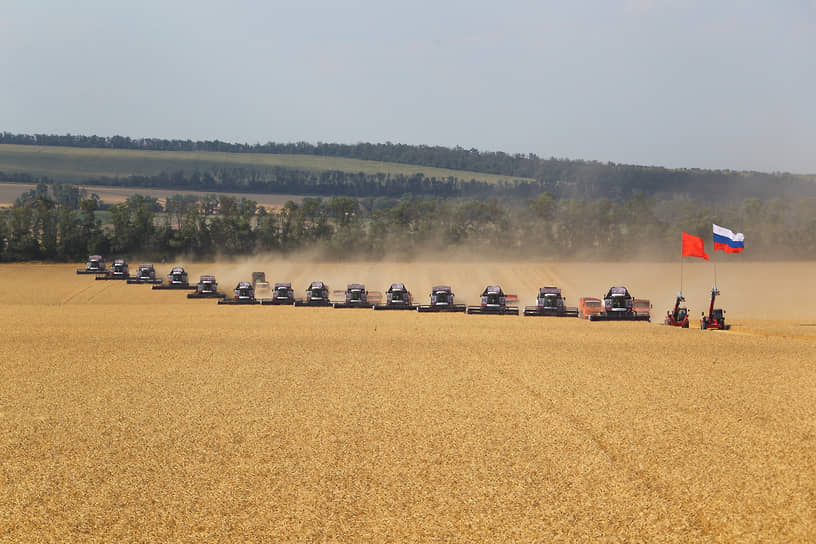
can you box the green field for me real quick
[0,144,530,185]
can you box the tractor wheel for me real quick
[683,321,689,328]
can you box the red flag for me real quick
[682,232,709,260]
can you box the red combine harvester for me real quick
[466,285,519,315]
[417,285,466,313]
[152,266,192,290]
[187,275,226,299]
[700,286,729,330]
[664,292,690,328]
[294,281,332,307]
[589,286,651,321]
[260,282,296,305]
[77,255,106,275]
[332,284,380,308]
[127,264,163,285]
[373,283,417,310]
[523,286,578,317]
[217,281,259,305]
[96,259,129,280]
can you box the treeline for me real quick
[3,132,815,202]
[2,183,815,262]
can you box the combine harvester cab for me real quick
[466,285,519,315]
[523,287,578,317]
[664,293,689,328]
[333,284,379,308]
[187,275,226,299]
[218,281,259,305]
[295,281,332,307]
[127,264,163,285]
[77,255,106,275]
[578,297,602,319]
[373,283,417,310]
[700,286,729,330]
[96,259,129,280]
[417,285,466,313]
[152,266,191,290]
[261,282,296,305]
[588,286,650,322]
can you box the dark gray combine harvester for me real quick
[294,281,332,307]
[96,259,129,280]
[332,284,375,309]
[523,287,578,317]
[260,282,296,305]
[127,264,163,285]
[589,286,651,322]
[217,281,259,305]
[417,285,466,313]
[152,266,191,290]
[187,275,226,299]
[373,283,417,310]
[466,285,519,315]
[77,255,106,275]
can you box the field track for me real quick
[0,263,814,541]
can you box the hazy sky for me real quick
[1,1,814,173]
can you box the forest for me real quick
[2,182,813,262]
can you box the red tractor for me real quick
[700,286,728,330]
[664,292,690,328]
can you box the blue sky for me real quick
[1,1,814,173]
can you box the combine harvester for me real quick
[217,281,259,305]
[664,292,690,328]
[588,286,651,322]
[76,255,106,275]
[187,275,226,299]
[417,285,466,313]
[152,266,192,290]
[332,284,381,309]
[252,272,272,300]
[294,281,332,307]
[373,283,417,310]
[95,259,129,280]
[578,297,602,319]
[700,285,729,330]
[523,287,578,317]
[466,285,519,315]
[260,283,296,305]
[126,264,163,285]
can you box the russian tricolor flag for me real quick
[713,224,744,253]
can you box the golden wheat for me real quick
[0,263,813,542]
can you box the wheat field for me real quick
[0,262,814,542]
